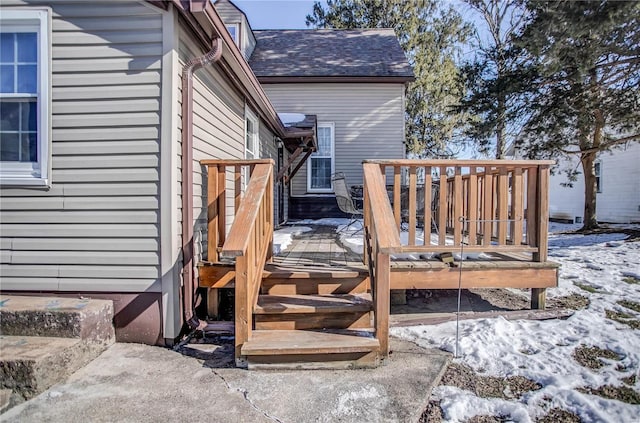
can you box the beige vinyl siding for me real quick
[178,28,246,262]
[213,0,255,60]
[262,83,405,197]
[0,1,163,292]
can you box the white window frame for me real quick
[0,9,50,187]
[226,23,240,48]
[244,107,259,187]
[245,107,258,160]
[307,122,335,193]
[594,160,602,193]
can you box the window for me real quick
[308,123,334,192]
[244,108,258,185]
[226,24,240,47]
[0,9,50,186]
[594,161,602,193]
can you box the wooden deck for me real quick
[198,158,557,369]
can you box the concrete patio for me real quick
[2,337,450,423]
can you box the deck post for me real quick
[375,252,390,359]
[235,254,250,365]
[531,288,546,309]
[207,165,219,262]
[531,165,550,309]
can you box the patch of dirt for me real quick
[577,385,640,404]
[621,374,637,386]
[468,288,529,311]
[572,345,623,370]
[466,416,509,423]
[536,408,582,423]
[548,293,590,310]
[440,362,542,400]
[568,227,640,242]
[572,282,599,293]
[622,276,640,285]
[618,300,640,313]
[419,401,443,423]
[605,309,640,329]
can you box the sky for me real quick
[233,0,321,29]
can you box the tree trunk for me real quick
[580,151,599,231]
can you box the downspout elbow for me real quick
[180,37,223,332]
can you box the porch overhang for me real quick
[276,114,317,184]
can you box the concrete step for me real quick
[241,329,380,370]
[0,295,115,342]
[0,295,115,413]
[0,335,110,407]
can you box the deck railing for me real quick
[364,159,553,261]
[362,163,401,359]
[200,159,274,361]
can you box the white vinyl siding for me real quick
[0,9,50,186]
[262,83,405,197]
[549,143,640,224]
[0,1,163,292]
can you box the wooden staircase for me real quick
[200,264,382,369]
[198,160,386,370]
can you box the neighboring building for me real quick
[0,0,412,344]
[249,28,413,218]
[548,143,640,224]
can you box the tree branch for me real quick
[559,133,640,155]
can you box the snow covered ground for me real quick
[393,223,640,422]
[276,220,640,422]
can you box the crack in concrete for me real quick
[211,370,285,423]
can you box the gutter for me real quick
[181,37,223,331]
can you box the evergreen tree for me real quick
[459,0,529,158]
[306,0,471,157]
[516,0,640,230]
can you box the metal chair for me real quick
[331,173,363,233]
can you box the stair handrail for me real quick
[362,162,401,360]
[201,158,274,365]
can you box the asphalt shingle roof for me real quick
[249,29,414,80]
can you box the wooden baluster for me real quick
[512,168,524,245]
[424,167,432,245]
[439,166,447,245]
[409,166,417,245]
[218,165,226,248]
[497,167,508,245]
[454,167,463,246]
[363,174,370,265]
[526,167,538,249]
[468,167,478,245]
[207,165,219,262]
[394,166,401,231]
[266,169,274,263]
[235,165,242,213]
[483,169,493,246]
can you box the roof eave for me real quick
[256,75,416,84]
[167,0,290,139]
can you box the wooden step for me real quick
[254,294,373,330]
[242,330,379,355]
[241,330,380,370]
[255,293,372,314]
[261,274,370,295]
